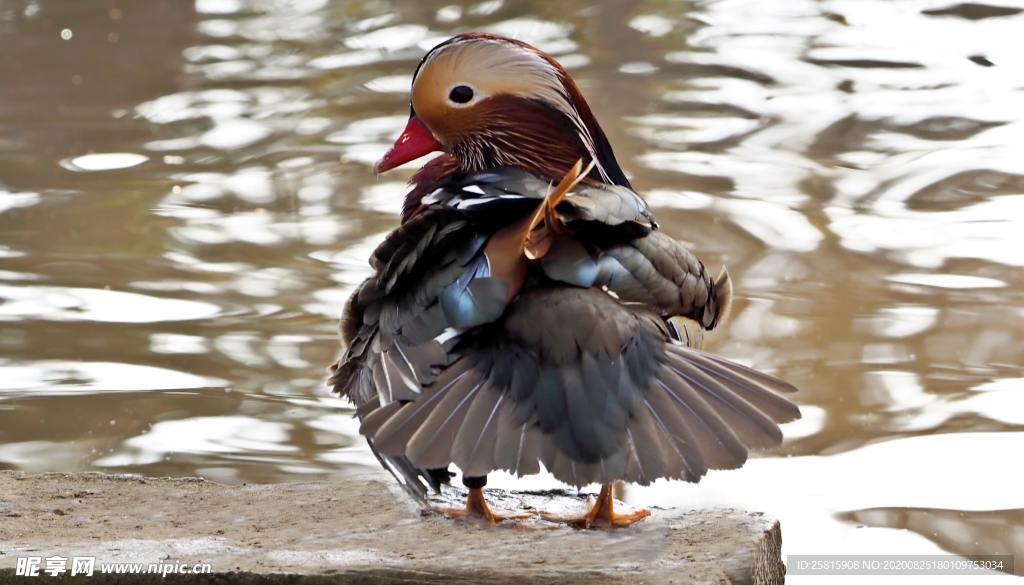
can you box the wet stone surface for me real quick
[0,471,783,584]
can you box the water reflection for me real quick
[0,285,220,323]
[60,152,149,172]
[0,361,226,395]
[840,507,1024,576]
[0,0,1022,577]
[627,431,1024,581]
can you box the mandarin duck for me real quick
[329,33,801,527]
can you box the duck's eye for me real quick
[448,85,474,104]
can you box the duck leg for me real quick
[542,484,651,529]
[432,475,535,524]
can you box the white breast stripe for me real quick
[435,327,461,345]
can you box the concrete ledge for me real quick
[0,471,785,584]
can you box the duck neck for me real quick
[453,95,610,183]
[401,99,629,223]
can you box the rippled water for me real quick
[1,0,1022,580]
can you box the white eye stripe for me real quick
[445,82,483,108]
[421,38,615,183]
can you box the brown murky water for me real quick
[1,0,1022,580]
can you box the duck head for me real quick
[374,33,631,189]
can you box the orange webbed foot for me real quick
[430,487,536,525]
[540,484,651,529]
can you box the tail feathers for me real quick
[371,360,476,463]
[364,438,437,505]
[686,350,801,423]
[365,341,801,487]
[360,401,448,505]
[361,286,800,488]
[663,345,799,449]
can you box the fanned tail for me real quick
[363,286,801,488]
